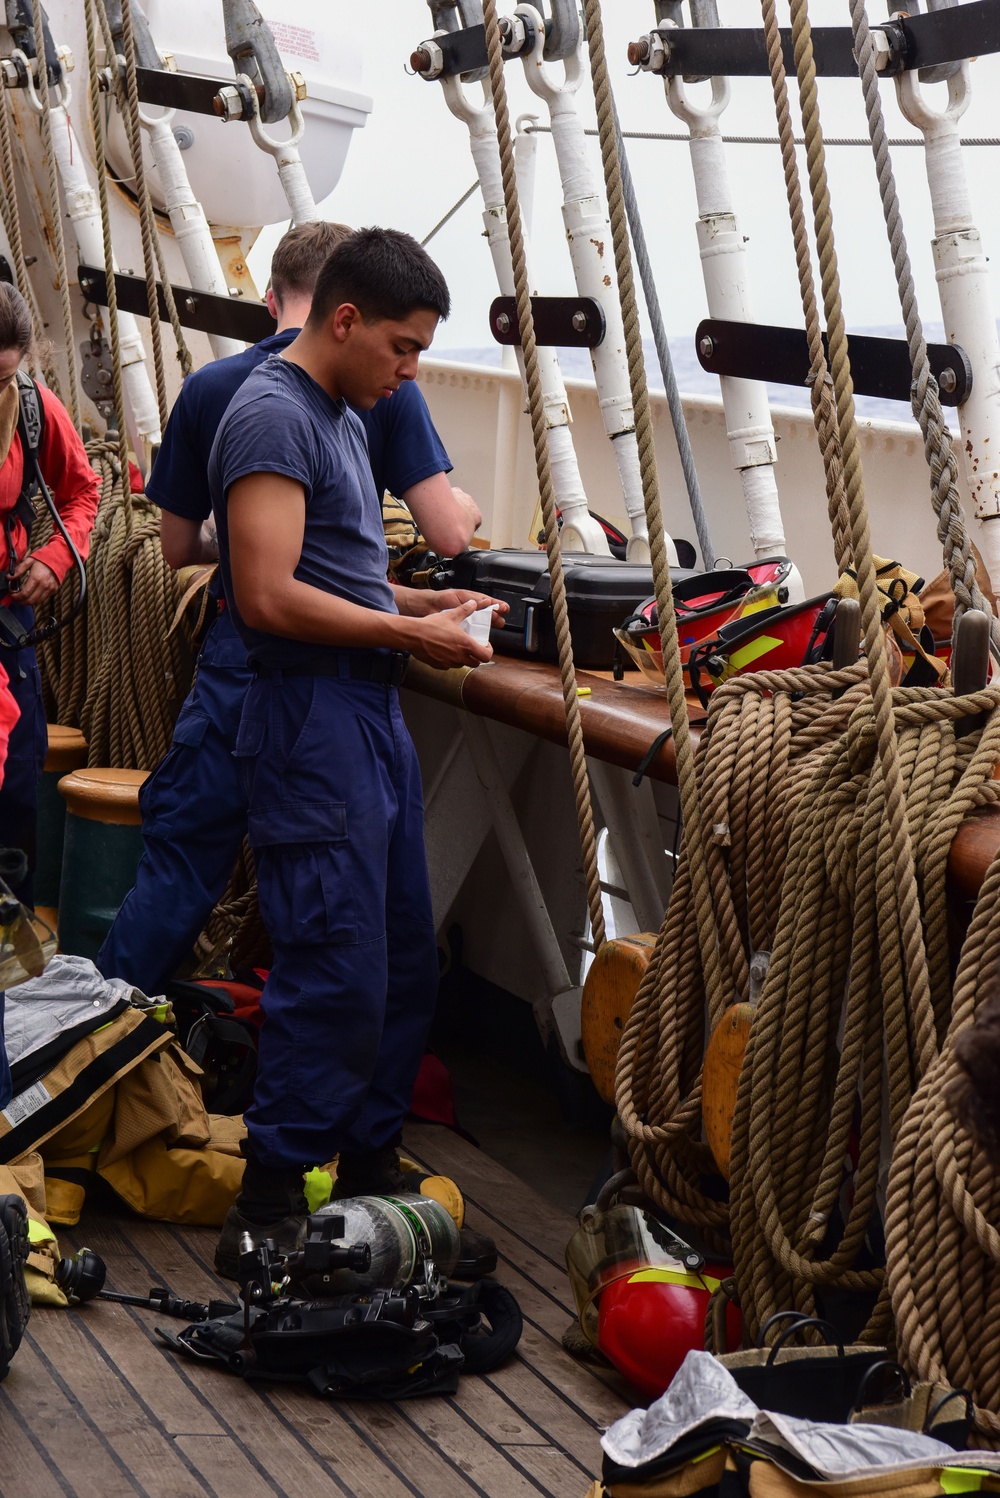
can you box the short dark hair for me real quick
[269,220,352,305]
[306,227,451,329]
[0,282,33,356]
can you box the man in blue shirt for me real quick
[98,221,481,996]
[210,228,500,1274]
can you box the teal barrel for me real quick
[35,726,88,910]
[57,768,149,963]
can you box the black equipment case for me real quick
[431,549,699,670]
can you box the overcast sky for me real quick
[249,2,1000,355]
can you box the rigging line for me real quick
[31,2,83,431]
[481,0,607,953]
[527,123,1000,147]
[420,181,480,247]
[611,96,715,569]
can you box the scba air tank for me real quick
[314,1194,460,1293]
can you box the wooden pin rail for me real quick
[403,654,1000,901]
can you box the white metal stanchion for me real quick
[666,72,788,563]
[896,63,1000,605]
[518,12,671,564]
[14,62,162,444]
[440,68,610,555]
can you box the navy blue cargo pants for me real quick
[234,661,438,1168]
[0,602,47,911]
[97,609,252,993]
[0,602,47,1109]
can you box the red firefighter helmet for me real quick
[565,1204,742,1399]
[614,558,797,688]
[687,593,839,705]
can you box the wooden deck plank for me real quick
[264,1387,437,1498]
[172,1436,290,1498]
[333,1400,496,1498]
[355,1397,549,1498]
[0,1380,79,1498]
[1,1336,142,1498]
[452,1370,601,1475]
[25,1306,213,1498]
[69,1219,381,1498]
[0,1127,634,1498]
[500,1441,598,1497]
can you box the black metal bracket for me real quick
[489,296,605,349]
[77,265,273,344]
[695,318,972,408]
[643,1,1000,79]
[130,65,250,118]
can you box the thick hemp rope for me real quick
[725,0,951,1349]
[886,848,1000,1444]
[730,676,1000,1347]
[847,0,999,651]
[30,3,82,432]
[581,0,727,1026]
[86,0,130,501]
[791,0,934,1091]
[482,0,606,950]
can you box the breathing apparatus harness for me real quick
[0,372,87,658]
[58,1207,523,1401]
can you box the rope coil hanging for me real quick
[482,0,606,951]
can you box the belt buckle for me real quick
[388,650,409,686]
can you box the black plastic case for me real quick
[432,549,698,669]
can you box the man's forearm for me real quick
[237,574,421,651]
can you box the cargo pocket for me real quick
[139,710,213,831]
[255,841,358,946]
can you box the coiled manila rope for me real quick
[482,0,606,950]
[886,849,1000,1444]
[726,0,978,1348]
[731,677,1000,1347]
[34,438,198,766]
[616,662,870,1238]
[30,1,82,432]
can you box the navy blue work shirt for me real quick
[209,355,396,669]
[148,327,451,523]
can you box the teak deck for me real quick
[0,1123,631,1498]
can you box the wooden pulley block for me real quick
[702,1002,754,1181]
[581,933,656,1104]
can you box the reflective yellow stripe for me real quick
[941,1471,983,1494]
[27,1218,56,1247]
[729,635,782,672]
[626,1267,723,1292]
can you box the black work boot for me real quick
[332,1144,427,1199]
[333,1145,498,1281]
[0,1195,30,1381]
[215,1149,309,1280]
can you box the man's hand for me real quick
[408,599,494,670]
[392,584,507,628]
[10,554,59,607]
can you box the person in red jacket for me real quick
[0,283,100,905]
